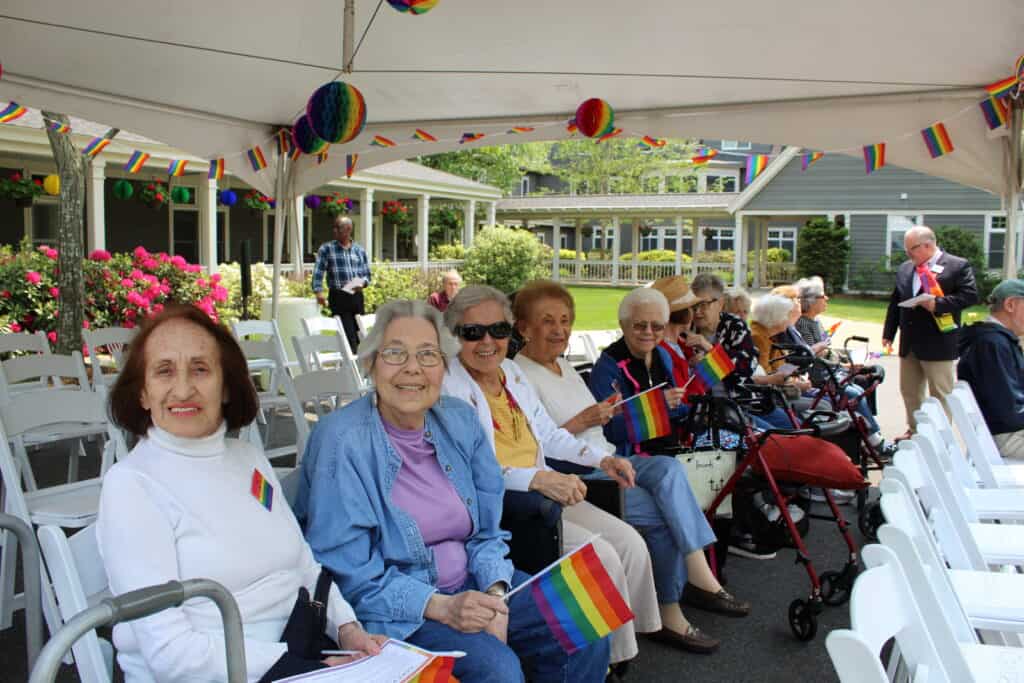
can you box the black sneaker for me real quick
[727,535,777,560]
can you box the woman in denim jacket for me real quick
[294,300,609,683]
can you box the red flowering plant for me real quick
[381,199,410,227]
[243,191,273,212]
[321,193,354,218]
[0,172,44,203]
[137,181,169,209]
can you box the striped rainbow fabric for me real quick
[744,155,769,184]
[566,119,578,135]
[412,128,437,142]
[862,143,885,174]
[531,542,635,654]
[407,655,457,682]
[345,153,358,178]
[507,126,535,134]
[276,129,292,157]
[247,146,267,172]
[920,122,954,159]
[82,137,110,158]
[167,159,188,177]
[801,152,824,171]
[250,469,273,511]
[459,133,485,144]
[622,386,672,444]
[0,102,27,124]
[979,96,1009,131]
[48,121,71,134]
[985,75,1017,100]
[596,128,623,144]
[124,151,150,174]
[370,135,396,148]
[638,135,666,150]
[690,148,718,166]
[317,150,329,165]
[208,158,225,180]
[694,344,735,389]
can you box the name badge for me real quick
[930,264,945,274]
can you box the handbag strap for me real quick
[314,569,332,607]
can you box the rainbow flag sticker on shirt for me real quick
[250,468,274,511]
[694,344,736,389]
[622,386,673,443]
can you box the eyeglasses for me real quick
[454,322,513,341]
[631,320,666,333]
[694,297,721,311]
[378,346,445,367]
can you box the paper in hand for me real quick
[898,293,935,308]
[341,277,367,294]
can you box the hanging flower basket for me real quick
[137,181,168,210]
[243,191,273,214]
[0,172,43,207]
[321,193,353,217]
[381,199,410,227]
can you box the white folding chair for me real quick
[292,334,369,396]
[356,313,375,341]
[231,321,299,462]
[946,384,1024,488]
[286,368,354,457]
[566,332,597,364]
[83,326,137,393]
[0,332,58,394]
[36,524,114,683]
[300,316,347,371]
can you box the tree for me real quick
[42,112,119,354]
[548,137,700,194]
[461,226,546,293]
[935,225,997,300]
[796,218,850,293]
[418,144,552,193]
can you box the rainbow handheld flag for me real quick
[825,321,842,338]
[82,137,110,158]
[507,126,535,134]
[48,121,71,134]
[690,148,718,166]
[921,122,954,159]
[412,128,438,142]
[621,384,673,444]
[124,151,150,174]
[694,344,735,389]
[407,655,458,682]
[346,153,358,178]
[916,264,957,333]
[459,133,485,144]
[529,542,634,654]
[637,135,666,151]
[247,145,267,172]
[370,135,397,148]
[596,128,623,144]
[801,152,824,171]
[863,143,885,174]
[250,468,273,511]
[744,155,769,184]
[980,96,1010,131]
[985,75,1017,100]
[275,129,291,157]
[208,158,225,180]
[0,102,27,124]
[167,159,188,177]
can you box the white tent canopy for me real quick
[2,0,1022,285]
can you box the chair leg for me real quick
[0,526,17,629]
[14,441,38,493]
[65,441,81,484]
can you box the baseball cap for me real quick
[650,275,702,312]
[990,279,1024,304]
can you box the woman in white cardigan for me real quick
[97,305,384,682]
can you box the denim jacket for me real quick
[293,393,514,639]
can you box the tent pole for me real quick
[271,157,286,320]
[343,0,355,73]
[1004,101,1022,281]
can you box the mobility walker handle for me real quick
[29,579,246,683]
[0,513,43,670]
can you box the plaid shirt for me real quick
[311,240,372,293]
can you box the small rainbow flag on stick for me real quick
[518,541,634,654]
[82,137,110,158]
[801,152,824,171]
[507,126,535,134]
[124,151,150,174]
[208,158,225,180]
[48,121,71,134]
[459,132,485,144]
[370,135,396,148]
[863,143,885,174]
[0,102,27,124]
[921,122,954,159]
[412,128,437,142]
[247,145,267,172]
[617,382,673,443]
[638,135,666,150]
[825,321,842,338]
[167,159,188,177]
[275,129,291,157]
[407,655,457,682]
[694,344,736,389]
[690,148,718,167]
[250,469,273,511]
[744,155,770,184]
[980,96,1009,131]
[345,153,358,178]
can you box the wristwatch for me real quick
[485,582,509,598]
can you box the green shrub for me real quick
[363,264,430,313]
[586,249,612,261]
[796,218,850,293]
[752,247,791,263]
[694,250,735,263]
[635,249,692,263]
[935,225,997,301]
[462,226,546,293]
[429,243,466,260]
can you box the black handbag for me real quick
[280,569,338,660]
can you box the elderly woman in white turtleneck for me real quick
[97,305,384,683]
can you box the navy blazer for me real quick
[882,251,978,361]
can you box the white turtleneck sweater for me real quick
[97,423,357,683]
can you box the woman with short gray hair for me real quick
[358,299,461,376]
[618,287,670,326]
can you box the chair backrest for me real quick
[356,313,375,340]
[947,384,1006,486]
[232,320,291,396]
[36,524,113,683]
[915,409,978,493]
[287,368,355,455]
[301,315,343,338]
[83,327,137,390]
[293,332,345,373]
[0,331,50,356]
[913,420,981,524]
[0,351,91,396]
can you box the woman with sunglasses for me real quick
[295,300,609,682]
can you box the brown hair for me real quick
[109,304,259,436]
[512,280,576,328]
[770,285,799,301]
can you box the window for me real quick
[559,231,569,249]
[706,175,738,193]
[988,215,1007,270]
[703,226,735,252]
[886,214,921,265]
[590,226,615,251]
[535,231,547,246]
[720,141,751,151]
[520,176,531,196]
[30,201,60,247]
[640,228,659,252]
[766,227,797,261]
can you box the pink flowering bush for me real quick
[0,241,232,344]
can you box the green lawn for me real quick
[568,287,989,330]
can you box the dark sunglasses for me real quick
[455,321,513,341]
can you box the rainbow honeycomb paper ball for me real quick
[292,115,329,155]
[387,0,439,14]
[574,98,615,138]
[306,81,366,144]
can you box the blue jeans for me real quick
[406,570,610,683]
[587,456,716,602]
[753,407,795,431]
[843,383,879,433]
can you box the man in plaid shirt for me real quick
[312,216,372,351]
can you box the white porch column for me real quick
[86,161,106,252]
[290,195,304,277]
[552,219,561,280]
[360,188,375,264]
[486,201,497,227]
[611,216,621,285]
[197,176,218,274]
[674,215,683,275]
[575,219,583,282]
[417,194,430,270]
[462,199,475,248]
[733,213,745,288]
[631,222,640,283]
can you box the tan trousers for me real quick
[899,352,955,430]
[562,501,661,664]
[993,430,1024,460]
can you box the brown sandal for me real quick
[681,583,751,617]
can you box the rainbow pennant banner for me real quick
[744,155,769,184]
[289,145,302,161]
[519,541,634,654]
[690,148,718,167]
[638,135,666,151]
[459,133,485,144]
[619,382,673,443]
[694,344,736,389]
[596,128,623,144]
[921,122,954,159]
[250,468,274,511]
[980,96,1010,131]
[167,159,188,177]
[566,119,578,135]
[82,137,110,158]
[985,75,1018,100]
[208,158,225,180]
[801,152,823,171]
[863,143,885,174]
[346,153,358,178]
[124,151,150,174]
[247,145,267,172]
[0,102,27,124]
[412,128,437,142]
[48,121,71,134]
[507,126,535,134]
[275,129,291,157]
[317,150,329,165]
[370,135,397,148]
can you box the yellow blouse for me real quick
[484,375,539,470]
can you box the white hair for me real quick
[358,299,461,376]
[618,287,670,325]
[443,284,513,332]
[723,287,751,312]
[442,270,462,285]
[795,276,825,311]
[751,294,797,330]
